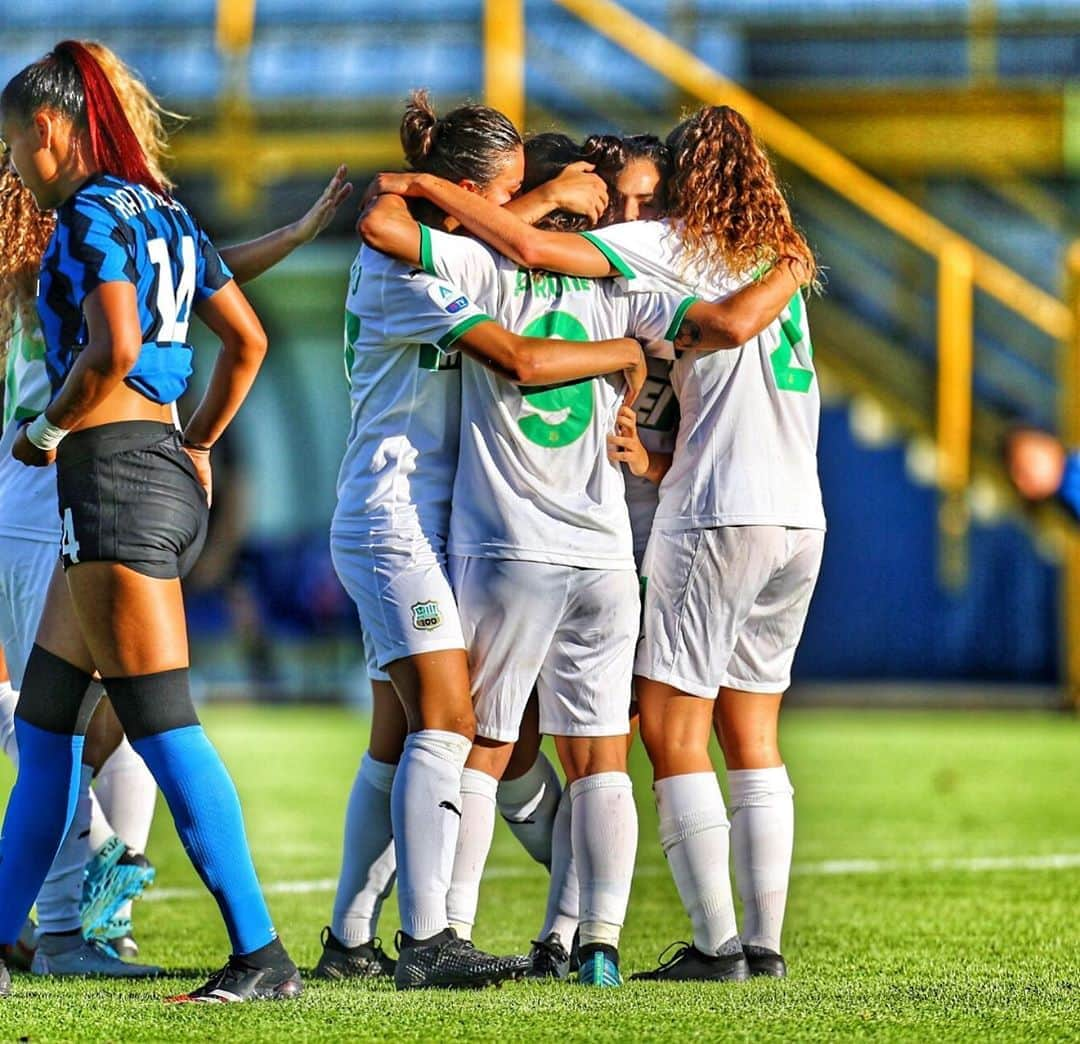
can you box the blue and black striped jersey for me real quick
[37,172,232,405]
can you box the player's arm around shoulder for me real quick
[681,257,811,350]
[456,321,644,391]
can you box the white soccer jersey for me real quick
[421,226,694,570]
[331,245,492,547]
[0,315,60,542]
[581,220,826,532]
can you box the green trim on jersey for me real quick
[436,313,491,351]
[419,224,438,277]
[663,296,700,342]
[579,231,636,281]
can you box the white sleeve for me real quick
[577,220,690,295]
[378,267,493,352]
[419,226,501,314]
[623,291,699,360]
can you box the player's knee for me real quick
[720,734,782,771]
[419,703,475,741]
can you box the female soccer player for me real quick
[367,104,821,982]
[0,40,302,1003]
[332,91,649,990]
[0,45,352,974]
[360,125,805,986]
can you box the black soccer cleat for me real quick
[630,941,751,982]
[743,944,787,978]
[165,955,303,1003]
[393,928,530,990]
[526,932,571,980]
[0,956,10,999]
[314,926,395,980]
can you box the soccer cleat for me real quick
[526,932,571,980]
[81,836,156,939]
[166,956,303,1003]
[314,926,395,980]
[393,928,530,990]
[630,941,751,982]
[576,944,622,987]
[743,944,787,979]
[0,957,9,999]
[1,918,38,972]
[94,916,138,959]
[31,938,161,978]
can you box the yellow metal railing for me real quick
[1061,246,1080,708]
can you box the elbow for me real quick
[726,317,759,346]
[356,211,382,250]
[706,316,755,349]
[227,326,268,366]
[515,239,548,271]
[103,338,142,377]
[247,328,269,364]
[357,206,397,254]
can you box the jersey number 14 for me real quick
[147,236,196,343]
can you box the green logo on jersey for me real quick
[518,311,594,448]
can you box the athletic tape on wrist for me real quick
[24,413,70,451]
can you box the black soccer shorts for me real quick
[55,420,209,580]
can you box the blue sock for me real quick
[0,720,84,943]
[132,724,275,956]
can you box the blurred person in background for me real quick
[1004,426,1080,517]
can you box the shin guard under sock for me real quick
[107,669,277,957]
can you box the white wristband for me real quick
[24,413,70,451]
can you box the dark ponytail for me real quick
[399,88,521,188]
[1,40,164,195]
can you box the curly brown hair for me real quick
[0,167,54,361]
[0,42,184,368]
[666,106,816,284]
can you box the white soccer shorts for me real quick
[636,526,824,698]
[0,534,58,689]
[331,537,465,680]
[451,555,638,742]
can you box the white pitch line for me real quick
[142,852,1080,904]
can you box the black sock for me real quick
[234,935,290,970]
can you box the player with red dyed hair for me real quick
[0,41,300,1002]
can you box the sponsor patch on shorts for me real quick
[411,600,443,630]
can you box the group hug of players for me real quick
[0,39,824,1001]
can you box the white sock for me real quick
[391,729,470,940]
[95,738,157,853]
[496,752,562,869]
[569,772,637,951]
[540,787,579,946]
[87,788,114,855]
[446,767,498,940]
[331,752,398,946]
[728,766,795,954]
[655,771,739,956]
[0,682,18,767]
[37,765,94,934]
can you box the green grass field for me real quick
[0,705,1077,1042]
